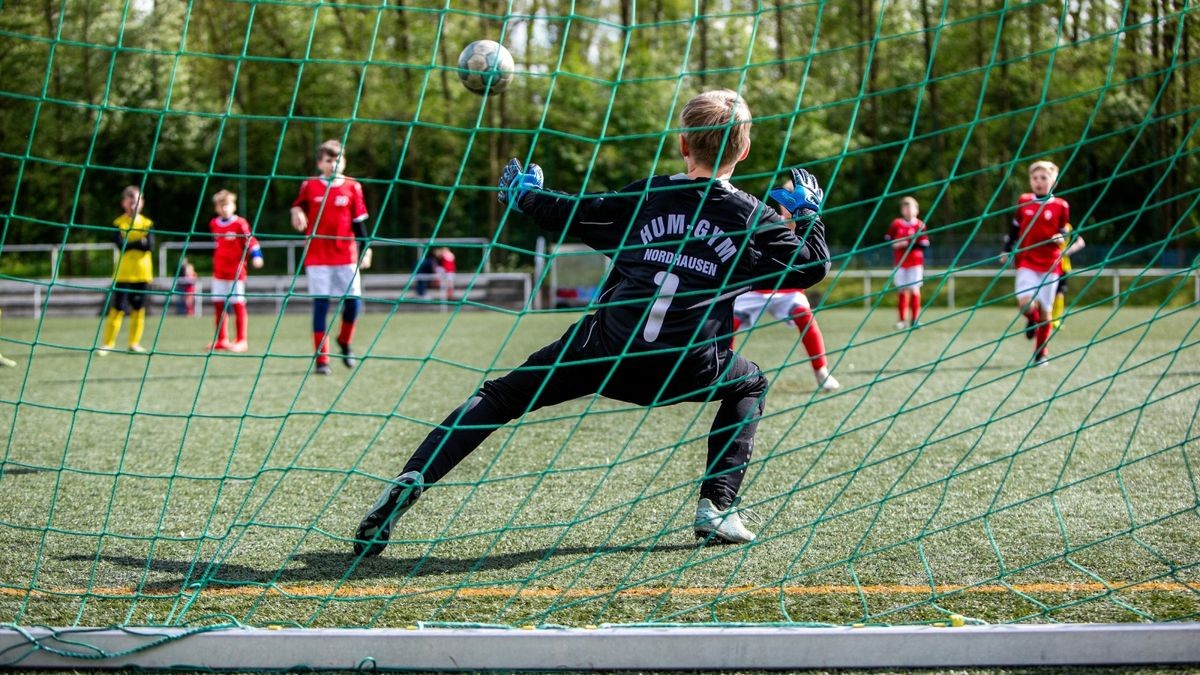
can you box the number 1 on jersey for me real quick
[643,271,679,343]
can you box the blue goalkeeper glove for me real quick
[498,158,544,212]
[769,167,824,214]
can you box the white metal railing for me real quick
[0,239,494,280]
[0,272,533,318]
[156,237,493,277]
[1,242,119,278]
[5,243,1196,312]
[827,267,1200,309]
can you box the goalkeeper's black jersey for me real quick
[522,173,830,359]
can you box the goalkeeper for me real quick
[354,90,831,555]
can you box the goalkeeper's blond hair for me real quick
[680,90,752,170]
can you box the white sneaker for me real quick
[818,373,841,392]
[354,471,423,557]
[694,498,756,544]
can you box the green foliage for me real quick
[1,1,1195,264]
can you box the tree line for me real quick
[0,0,1195,276]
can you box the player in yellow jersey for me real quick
[1052,222,1085,331]
[99,185,154,354]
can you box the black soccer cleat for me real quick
[354,471,423,557]
[1024,316,1036,340]
[338,341,357,369]
[314,362,333,375]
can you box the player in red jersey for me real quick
[207,190,263,352]
[885,196,930,330]
[1000,160,1069,366]
[290,139,371,375]
[731,180,839,393]
[731,288,839,392]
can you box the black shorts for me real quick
[109,282,150,313]
[481,314,766,416]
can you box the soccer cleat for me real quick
[96,344,114,356]
[818,373,841,393]
[354,471,423,557]
[314,363,333,375]
[207,340,231,352]
[1024,317,1036,340]
[895,321,908,330]
[1034,350,1049,367]
[0,354,15,368]
[338,341,357,368]
[226,341,248,353]
[694,498,757,544]
[128,344,147,353]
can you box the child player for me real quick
[99,185,153,355]
[353,90,832,555]
[208,190,263,352]
[731,180,840,393]
[885,196,930,329]
[290,139,371,375]
[1000,160,1069,366]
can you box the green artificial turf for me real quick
[0,305,1196,629]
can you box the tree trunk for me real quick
[920,0,951,219]
[775,0,786,79]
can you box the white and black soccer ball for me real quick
[457,40,514,96]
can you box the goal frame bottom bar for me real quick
[3,623,1199,670]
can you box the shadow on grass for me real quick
[0,466,50,477]
[63,542,701,593]
[36,369,314,385]
[874,362,1015,376]
[1155,370,1200,380]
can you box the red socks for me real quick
[313,331,329,365]
[1026,306,1052,355]
[897,291,921,324]
[315,322,354,365]
[791,307,828,371]
[215,301,249,345]
[213,300,228,343]
[234,303,248,343]
[1035,314,1052,354]
[337,321,356,348]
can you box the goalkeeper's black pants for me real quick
[402,316,768,510]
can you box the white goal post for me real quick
[3,623,1199,670]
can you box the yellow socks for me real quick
[1052,292,1065,330]
[128,308,146,348]
[101,309,123,347]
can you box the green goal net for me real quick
[0,0,1198,648]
